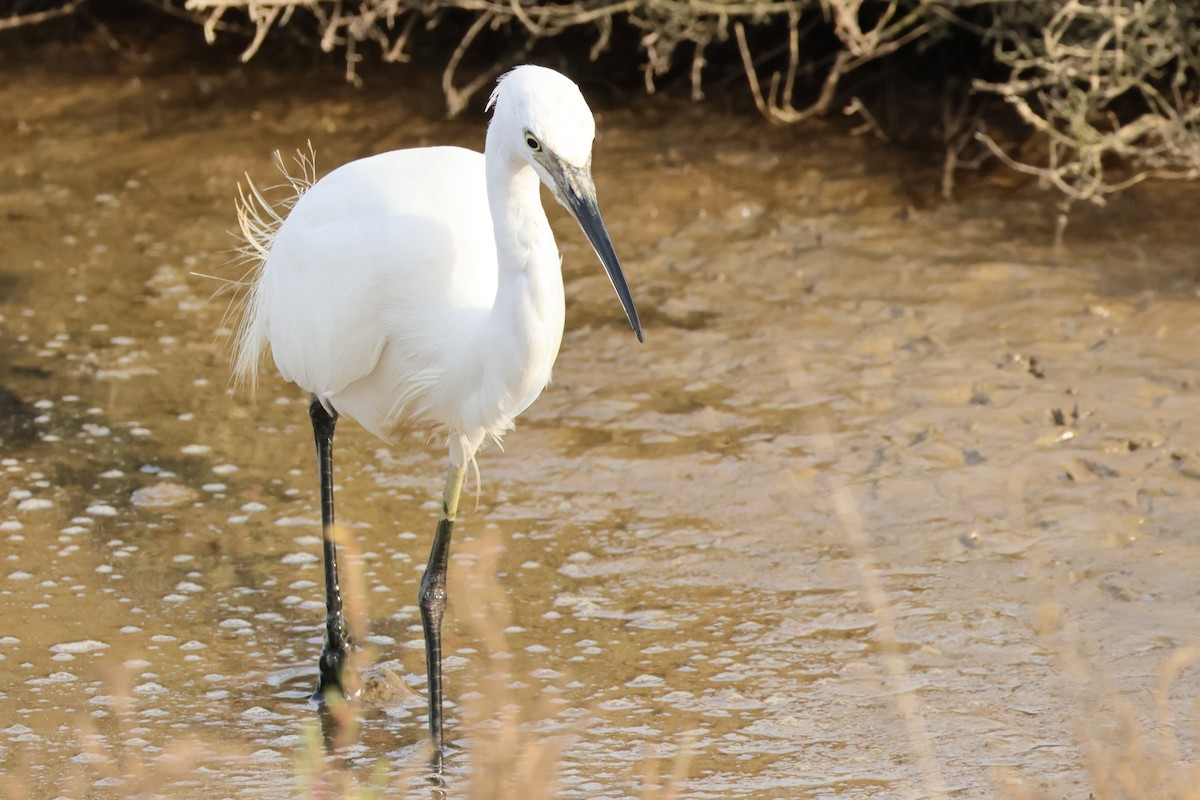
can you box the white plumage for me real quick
[228,65,642,762]
[235,66,640,464]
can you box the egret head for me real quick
[488,66,643,343]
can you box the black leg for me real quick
[420,462,466,770]
[310,395,352,702]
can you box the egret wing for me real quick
[259,147,498,409]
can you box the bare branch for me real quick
[0,0,84,30]
[174,0,1200,215]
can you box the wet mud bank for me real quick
[2,23,1200,799]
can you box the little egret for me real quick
[230,65,643,761]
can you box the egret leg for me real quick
[309,395,352,702]
[420,460,467,767]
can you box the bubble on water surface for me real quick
[240,748,282,765]
[16,498,52,511]
[27,672,77,685]
[131,483,197,507]
[626,674,664,688]
[626,612,676,630]
[240,706,280,719]
[554,593,608,615]
[708,689,761,709]
[597,697,640,711]
[50,640,108,655]
[366,634,395,645]
[710,670,746,682]
[275,516,317,527]
[3,724,39,742]
[85,504,118,517]
[133,682,166,694]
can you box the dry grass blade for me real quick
[453,525,693,799]
[457,524,565,800]
[818,438,950,799]
[0,662,244,799]
[637,734,694,800]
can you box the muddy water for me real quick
[3,26,1200,799]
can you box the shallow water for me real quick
[3,25,1200,799]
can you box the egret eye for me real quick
[524,133,542,152]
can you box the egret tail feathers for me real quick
[230,144,318,390]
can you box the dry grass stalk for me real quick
[0,520,687,799]
[637,736,694,800]
[995,605,1200,800]
[0,663,241,800]
[808,414,951,800]
[456,524,567,800]
[454,524,693,800]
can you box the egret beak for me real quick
[557,164,644,343]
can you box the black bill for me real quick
[559,164,644,343]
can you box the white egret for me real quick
[230,65,643,762]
